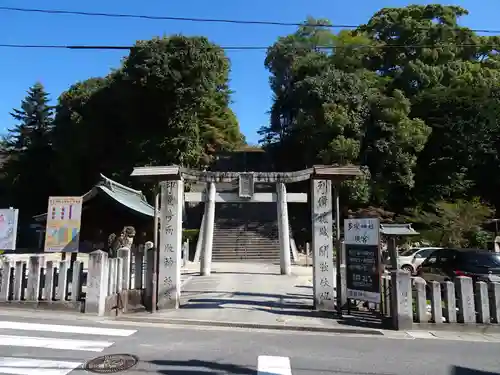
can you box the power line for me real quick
[2,6,500,34]
[0,44,264,50]
[0,6,344,27]
[0,42,497,51]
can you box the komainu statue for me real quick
[107,226,136,258]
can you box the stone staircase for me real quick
[212,202,293,263]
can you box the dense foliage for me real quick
[1,36,244,217]
[259,5,500,246]
[2,5,499,247]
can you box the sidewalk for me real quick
[121,262,384,335]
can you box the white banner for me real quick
[344,218,380,246]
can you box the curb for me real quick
[115,315,385,335]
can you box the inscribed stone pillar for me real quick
[276,183,291,275]
[311,179,335,311]
[158,179,183,309]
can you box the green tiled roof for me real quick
[380,223,419,236]
[33,174,154,221]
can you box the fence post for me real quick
[134,246,144,289]
[14,261,25,301]
[455,276,475,323]
[56,261,69,301]
[26,256,44,301]
[442,281,457,323]
[306,242,310,267]
[475,281,490,324]
[145,247,155,308]
[116,258,124,293]
[429,281,443,324]
[85,250,109,316]
[489,282,500,324]
[71,261,83,301]
[390,270,413,330]
[117,247,131,290]
[0,261,11,302]
[44,261,55,301]
[414,277,427,323]
[108,258,117,295]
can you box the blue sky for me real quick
[0,0,497,144]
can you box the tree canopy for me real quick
[258,4,500,245]
[2,5,499,247]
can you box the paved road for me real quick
[0,312,499,374]
[0,314,137,374]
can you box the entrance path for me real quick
[149,262,383,333]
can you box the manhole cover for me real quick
[84,354,138,373]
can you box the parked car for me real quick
[416,248,500,283]
[387,247,441,274]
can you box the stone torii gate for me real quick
[131,165,362,312]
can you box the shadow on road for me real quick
[452,366,500,375]
[149,359,254,375]
[211,271,280,276]
[181,297,311,310]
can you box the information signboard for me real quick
[0,208,19,250]
[44,196,83,253]
[345,244,381,303]
[344,218,381,303]
[344,218,379,246]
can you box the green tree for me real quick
[409,198,493,247]
[260,16,431,209]
[51,35,244,196]
[261,5,500,219]
[1,82,55,216]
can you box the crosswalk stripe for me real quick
[0,335,114,352]
[0,357,81,375]
[0,321,136,337]
[258,356,292,375]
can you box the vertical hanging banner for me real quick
[344,218,381,303]
[44,196,83,253]
[0,208,19,250]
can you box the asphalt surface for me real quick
[0,311,499,374]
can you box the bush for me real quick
[182,229,199,244]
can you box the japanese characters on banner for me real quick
[311,179,335,311]
[44,197,83,252]
[0,208,19,250]
[158,180,183,309]
[344,218,381,303]
[344,218,379,246]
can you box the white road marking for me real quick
[0,357,81,375]
[406,331,437,339]
[0,321,136,337]
[258,355,292,375]
[0,335,113,352]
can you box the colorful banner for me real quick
[0,208,19,250]
[44,196,83,253]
